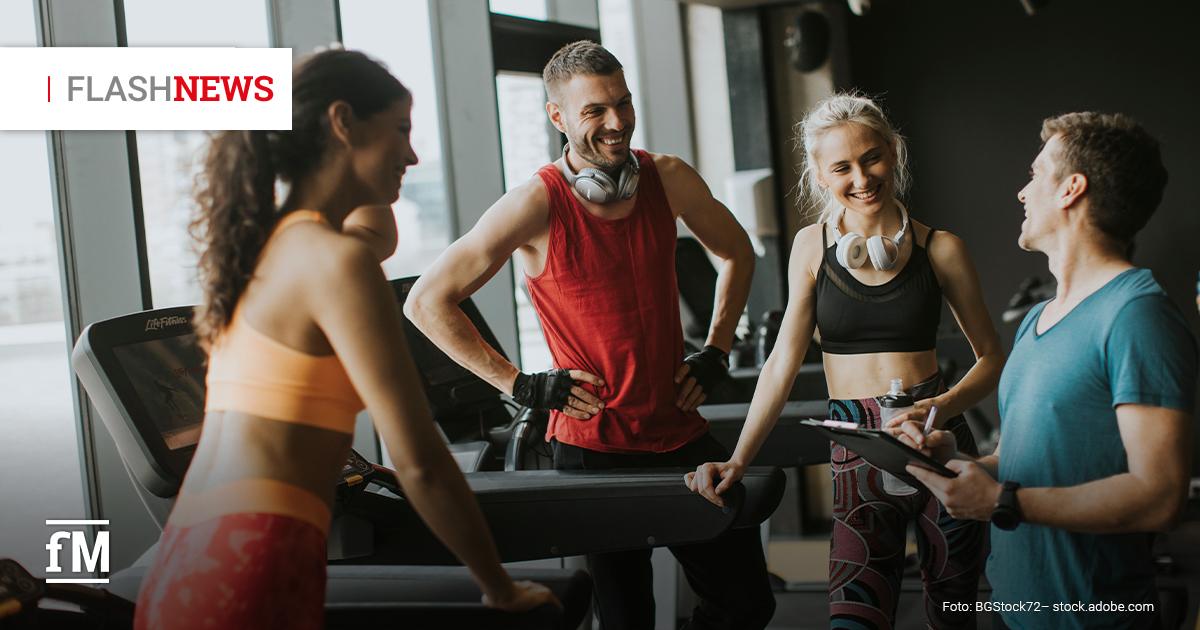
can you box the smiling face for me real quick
[348,95,418,205]
[811,122,896,219]
[1016,134,1068,252]
[546,71,636,172]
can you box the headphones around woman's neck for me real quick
[829,201,910,271]
[556,144,640,204]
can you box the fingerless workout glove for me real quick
[511,369,575,410]
[682,346,730,394]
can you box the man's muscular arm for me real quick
[405,180,604,419]
[656,154,755,410]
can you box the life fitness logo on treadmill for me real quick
[0,47,292,130]
[45,520,109,584]
[145,315,190,332]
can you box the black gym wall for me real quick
[838,0,1200,471]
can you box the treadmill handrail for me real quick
[334,467,784,565]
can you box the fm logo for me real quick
[45,520,109,584]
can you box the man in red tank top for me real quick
[407,41,774,629]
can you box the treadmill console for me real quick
[390,277,513,439]
[72,306,204,497]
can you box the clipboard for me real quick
[801,419,956,482]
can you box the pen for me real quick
[922,405,939,435]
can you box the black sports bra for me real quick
[815,225,942,355]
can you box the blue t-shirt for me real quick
[989,268,1196,630]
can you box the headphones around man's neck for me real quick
[829,201,910,271]
[556,144,640,204]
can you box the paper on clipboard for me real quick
[801,418,956,481]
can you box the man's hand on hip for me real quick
[511,369,606,419]
[674,346,729,412]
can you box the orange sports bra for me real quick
[204,210,365,434]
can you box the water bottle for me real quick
[878,378,918,496]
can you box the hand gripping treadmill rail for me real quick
[63,278,785,629]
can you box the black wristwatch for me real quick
[991,480,1023,531]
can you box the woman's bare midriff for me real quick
[180,411,355,511]
[822,349,940,400]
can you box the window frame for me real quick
[39,0,160,571]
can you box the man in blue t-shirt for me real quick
[904,112,1196,629]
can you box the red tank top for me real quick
[528,150,708,453]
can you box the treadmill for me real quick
[64,284,785,628]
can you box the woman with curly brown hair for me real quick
[133,49,556,630]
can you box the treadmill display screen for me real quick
[111,335,207,450]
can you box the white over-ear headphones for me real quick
[556,144,640,204]
[829,201,909,271]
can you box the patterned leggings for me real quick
[135,513,326,630]
[827,374,987,629]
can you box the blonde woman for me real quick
[687,94,1003,629]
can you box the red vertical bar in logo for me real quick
[47,76,51,102]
